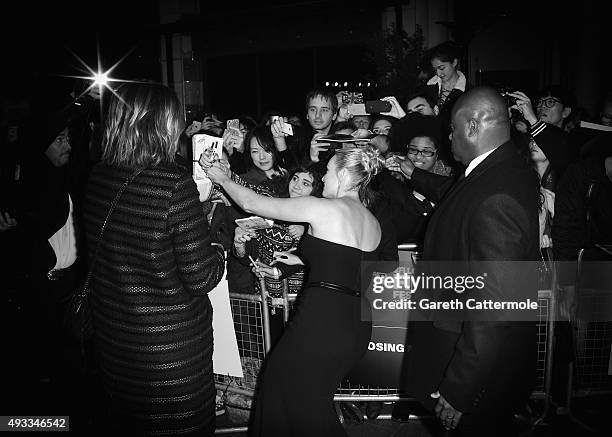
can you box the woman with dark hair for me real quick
[371,115,395,136]
[223,115,257,175]
[234,165,324,296]
[201,145,383,436]
[232,165,324,344]
[529,140,556,249]
[423,41,471,128]
[84,83,225,435]
[242,125,287,185]
[425,42,468,110]
[213,125,292,296]
[384,115,454,244]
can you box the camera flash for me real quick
[93,72,109,87]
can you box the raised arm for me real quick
[207,161,331,225]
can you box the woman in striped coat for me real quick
[84,83,225,435]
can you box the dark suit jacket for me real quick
[404,140,540,417]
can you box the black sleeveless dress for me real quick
[250,234,373,436]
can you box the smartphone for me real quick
[280,124,293,136]
[347,103,368,116]
[227,119,240,130]
[365,100,392,114]
[192,133,223,180]
[269,116,293,136]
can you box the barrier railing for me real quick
[564,245,612,431]
[214,244,559,432]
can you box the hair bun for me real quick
[360,145,384,177]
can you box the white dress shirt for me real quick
[464,147,498,177]
[48,194,77,270]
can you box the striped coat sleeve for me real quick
[168,173,225,295]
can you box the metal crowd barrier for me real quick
[564,245,612,430]
[213,284,269,434]
[214,244,559,432]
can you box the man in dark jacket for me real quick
[398,87,540,436]
[18,87,97,375]
[553,133,612,263]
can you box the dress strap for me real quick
[306,281,360,297]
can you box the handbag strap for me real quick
[81,167,146,292]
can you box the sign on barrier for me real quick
[210,273,243,378]
[348,325,410,387]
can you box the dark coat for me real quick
[552,135,612,262]
[404,141,540,418]
[85,163,225,434]
[423,85,467,126]
[372,170,433,246]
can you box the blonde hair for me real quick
[334,144,383,206]
[101,83,184,167]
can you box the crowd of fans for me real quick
[1,40,611,434]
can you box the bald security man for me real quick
[395,87,540,436]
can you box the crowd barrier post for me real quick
[564,244,612,432]
[531,248,557,426]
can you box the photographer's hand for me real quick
[252,260,280,279]
[271,248,303,266]
[310,133,330,163]
[205,161,231,185]
[234,226,257,245]
[385,155,415,179]
[203,115,224,135]
[271,119,288,152]
[287,225,305,240]
[222,129,238,156]
[380,96,406,119]
[507,91,538,126]
[186,121,202,138]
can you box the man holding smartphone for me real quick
[268,89,339,166]
[304,89,338,164]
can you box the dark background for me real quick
[0,0,609,120]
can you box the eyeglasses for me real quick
[407,147,436,157]
[536,98,562,109]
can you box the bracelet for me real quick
[273,267,280,279]
[211,242,224,249]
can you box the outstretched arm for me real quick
[207,161,331,225]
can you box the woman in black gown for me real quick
[202,145,383,436]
